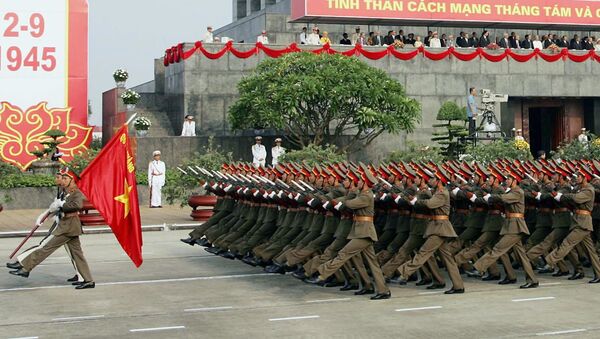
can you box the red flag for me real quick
[78,125,143,267]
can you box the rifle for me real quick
[9,209,52,259]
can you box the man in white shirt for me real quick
[578,128,589,144]
[271,138,286,166]
[306,27,321,45]
[252,136,267,168]
[257,30,269,44]
[181,115,196,137]
[299,27,308,44]
[514,129,525,141]
[148,151,166,208]
[203,26,214,43]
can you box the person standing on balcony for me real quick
[181,115,196,137]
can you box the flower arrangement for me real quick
[547,43,560,53]
[486,43,500,50]
[113,69,129,82]
[592,138,600,148]
[514,139,530,151]
[133,116,151,131]
[121,89,141,105]
[393,39,405,49]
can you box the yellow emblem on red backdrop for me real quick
[0,102,93,171]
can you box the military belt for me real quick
[354,216,374,222]
[473,207,486,212]
[506,213,525,219]
[325,212,334,217]
[65,212,78,217]
[455,209,469,214]
[539,208,553,213]
[575,209,592,216]
[430,215,449,221]
[389,209,400,214]
[399,210,411,216]
[554,208,570,213]
[488,210,502,215]
[412,214,430,220]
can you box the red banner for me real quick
[291,0,600,26]
[0,0,90,171]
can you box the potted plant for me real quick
[486,42,500,50]
[113,69,129,88]
[133,116,151,137]
[29,129,66,175]
[121,89,141,111]
[547,43,561,54]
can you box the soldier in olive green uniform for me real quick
[544,166,600,283]
[470,169,538,289]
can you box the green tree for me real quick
[431,101,468,159]
[228,53,421,153]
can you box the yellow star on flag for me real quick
[114,180,133,218]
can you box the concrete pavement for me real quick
[1,230,600,338]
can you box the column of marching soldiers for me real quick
[180,158,600,300]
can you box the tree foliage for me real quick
[228,53,421,153]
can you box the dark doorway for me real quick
[528,106,563,156]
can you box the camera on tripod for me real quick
[480,89,508,103]
[477,89,508,135]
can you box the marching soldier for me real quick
[8,168,95,289]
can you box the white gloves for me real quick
[451,187,460,195]
[269,191,276,199]
[334,201,343,210]
[535,192,542,201]
[483,194,491,202]
[469,194,477,203]
[380,193,387,201]
[322,201,330,209]
[307,198,314,206]
[409,197,417,206]
[505,188,511,193]
[223,184,233,192]
[554,192,563,202]
[394,195,401,204]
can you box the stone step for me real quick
[135,109,175,136]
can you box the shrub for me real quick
[463,140,531,164]
[0,174,55,188]
[278,144,346,166]
[386,142,445,163]
[551,134,600,160]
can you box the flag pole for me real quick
[125,113,138,126]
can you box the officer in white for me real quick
[252,136,267,168]
[271,138,286,166]
[257,30,269,44]
[148,151,166,208]
[181,115,196,136]
[578,128,589,144]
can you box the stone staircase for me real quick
[136,108,176,137]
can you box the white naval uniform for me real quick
[257,35,269,44]
[203,32,214,43]
[148,160,166,207]
[306,33,321,45]
[271,146,286,166]
[252,144,267,168]
[181,121,196,136]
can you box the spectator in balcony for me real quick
[532,35,543,49]
[595,39,600,51]
[468,32,478,48]
[413,36,423,48]
[522,34,533,49]
[257,30,269,44]
[508,31,516,44]
[498,33,510,48]
[456,32,469,48]
[510,34,521,49]
[479,30,490,47]
[542,35,553,49]
[367,32,375,46]
[429,32,441,48]
[405,33,416,45]
[340,33,352,45]
[181,115,196,137]
[356,32,367,45]
[424,31,433,46]
[440,33,447,47]
[383,31,396,46]
[396,30,405,43]
[299,27,308,44]
[570,34,582,50]
[351,27,361,45]
[552,34,560,45]
[320,31,331,45]
[372,31,384,46]
[203,26,214,43]
[583,36,594,50]
[306,27,321,45]
[557,35,569,48]
[447,34,455,47]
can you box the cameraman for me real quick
[467,87,477,136]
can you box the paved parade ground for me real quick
[0,230,599,339]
